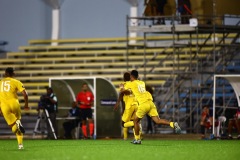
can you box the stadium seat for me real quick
[3,34,218,115]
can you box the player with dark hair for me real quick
[121,70,181,144]
[114,72,139,140]
[0,67,29,149]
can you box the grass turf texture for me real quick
[0,139,239,160]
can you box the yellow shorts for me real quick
[136,100,158,119]
[122,104,138,122]
[1,99,21,125]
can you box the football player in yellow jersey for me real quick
[114,72,138,140]
[122,70,181,144]
[0,67,29,149]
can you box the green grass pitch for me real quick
[0,139,239,160]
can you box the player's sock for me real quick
[170,122,174,128]
[124,121,134,128]
[123,127,128,140]
[135,134,140,140]
[89,123,94,136]
[81,125,88,138]
[16,131,23,146]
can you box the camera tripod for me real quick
[33,109,57,139]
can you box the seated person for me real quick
[200,105,219,139]
[63,101,81,139]
[227,108,240,139]
[200,105,212,139]
[200,105,222,139]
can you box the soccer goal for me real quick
[212,74,240,135]
[49,76,121,139]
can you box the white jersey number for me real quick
[1,81,10,92]
[137,84,146,93]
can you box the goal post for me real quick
[49,76,121,139]
[213,74,240,135]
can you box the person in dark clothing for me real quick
[178,0,191,24]
[39,87,58,139]
[227,107,240,139]
[155,0,167,24]
[63,101,81,139]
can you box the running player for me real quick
[121,70,181,144]
[114,72,138,140]
[0,67,29,149]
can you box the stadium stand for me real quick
[0,28,239,137]
[1,33,237,103]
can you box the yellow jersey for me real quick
[124,80,151,105]
[0,77,25,102]
[122,81,138,107]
